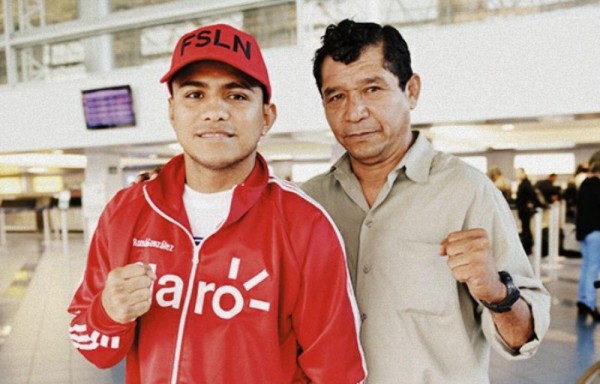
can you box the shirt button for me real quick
[361,313,367,321]
[365,220,373,228]
[363,265,371,273]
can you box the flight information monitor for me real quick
[82,85,136,129]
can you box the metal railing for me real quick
[530,201,566,282]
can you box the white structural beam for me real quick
[79,0,114,73]
[3,0,19,84]
[8,0,289,48]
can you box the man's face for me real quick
[320,44,420,166]
[169,61,276,179]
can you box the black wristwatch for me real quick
[480,271,521,313]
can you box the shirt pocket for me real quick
[388,240,460,316]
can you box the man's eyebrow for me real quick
[322,87,339,98]
[322,76,388,98]
[360,76,386,85]
[224,80,256,93]
[178,80,256,93]
[178,79,207,89]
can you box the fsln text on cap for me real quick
[180,28,252,60]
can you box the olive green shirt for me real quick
[302,132,550,384]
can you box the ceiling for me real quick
[419,113,600,153]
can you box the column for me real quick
[81,150,123,247]
[79,0,114,73]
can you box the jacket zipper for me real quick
[170,242,201,384]
[144,185,234,383]
[142,186,201,384]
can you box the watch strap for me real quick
[480,271,520,313]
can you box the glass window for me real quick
[111,0,177,12]
[114,28,144,68]
[46,0,78,25]
[244,2,296,48]
[0,177,24,195]
[514,153,576,177]
[16,41,86,82]
[113,2,296,72]
[9,0,78,31]
[114,19,195,69]
[32,176,64,193]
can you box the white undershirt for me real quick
[183,184,234,245]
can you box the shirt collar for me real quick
[401,130,436,184]
[331,130,437,184]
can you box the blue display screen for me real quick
[82,85,136,129]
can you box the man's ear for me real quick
[405,73,421,110]
[168,97,175,125]
[261,103,277,136]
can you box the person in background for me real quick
[535,173,561,205]
[576,151,600,321]
[148,166,162,180]
[130,172,147,185]
[515,167,544,255]
[575,163,591,189]
[488,166,512,202]
[68,23,366,384]
[302,19,550,383]
[564,163,589,223]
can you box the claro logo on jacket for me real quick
[149,257,271,320]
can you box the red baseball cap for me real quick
[160,24,271,102]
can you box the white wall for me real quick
[0,64,172,153]
[405,5,600,124]
[1,5,598,154]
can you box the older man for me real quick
[302,19,550,383]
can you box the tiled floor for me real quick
[0,233,114,384]
[0,232,598,384]
[490,258,600,383]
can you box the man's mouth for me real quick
[346,130,377,139]
[197,131,234,138]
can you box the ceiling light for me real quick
[120,157,169,167]
[513,142,576,150]
[0,154,87,168]
[27,167,49,173]
[537,114,575,123]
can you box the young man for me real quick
[302,19,550,383]
[576,152,600,320]
[68,24,366,384]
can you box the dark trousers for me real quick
[519,210,534,255]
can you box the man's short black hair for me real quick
[312,19,414,96]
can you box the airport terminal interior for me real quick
[1,0,600,383]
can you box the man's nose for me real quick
[344,93,368,122]
[200,96,228,121]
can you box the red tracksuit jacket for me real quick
[68,154,367,383]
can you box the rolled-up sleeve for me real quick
[469,184,551,359]
[481,273,551,359]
